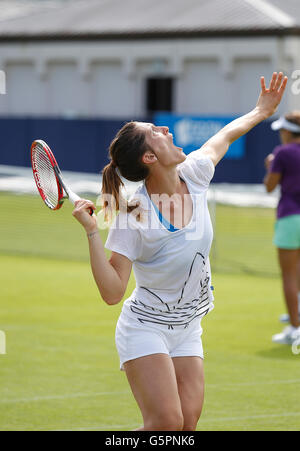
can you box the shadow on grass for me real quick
[256,346,299,361]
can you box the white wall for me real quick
[234,59,273,114]
[176,59,232,115]
[0,36,297,118]
[4,62,43,116]
[90,61,136,118]
[47,62,80,117]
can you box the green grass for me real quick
[211,204,279,276]
[0,192,279,275]
[0,192,105,262]
[0,193,299,431]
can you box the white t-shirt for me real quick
[105,151,215,329]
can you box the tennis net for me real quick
[0,165,280,277]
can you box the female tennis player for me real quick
[73,72,287,431]
[264,111,300,345]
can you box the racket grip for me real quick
[68,190,94,216]
[68,190,81,205]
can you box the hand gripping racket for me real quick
[31,139,93,214]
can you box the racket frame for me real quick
[31,139,80,210]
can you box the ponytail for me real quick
[100,161,125,222]
[100,121,150,222]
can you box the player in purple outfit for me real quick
[264,111,300,345]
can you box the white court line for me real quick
[200,411,300,423]
[50,424,138,432]
[207,378,300,389]
[49,412,300,430]
[0,390,128,405]
[0,424,138,432]
[1,379,300,405]
[5,412,300,431]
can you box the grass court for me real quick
[0,193,299,431]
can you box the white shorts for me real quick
[115,310,204,371]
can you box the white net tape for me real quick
[0,165,280,275]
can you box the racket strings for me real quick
[33,145,60,209]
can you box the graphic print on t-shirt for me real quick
[105,154,216,330]
[130,252,212,329]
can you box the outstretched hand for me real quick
[256,72,288,119]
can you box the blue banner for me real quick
[154,113,245,159]
[0,116,278,183]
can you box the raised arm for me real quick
[72,199,132,305]
[201,72,288,166]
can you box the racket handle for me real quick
[68,190,94,216]
[68,190,81,205]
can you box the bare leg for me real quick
[124,353,184,431]
[172,356,205,431]
[278,248,300,328]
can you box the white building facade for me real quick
[0,0,299,119]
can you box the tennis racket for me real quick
[31,139,93,214]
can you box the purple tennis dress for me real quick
[270,143,300,219]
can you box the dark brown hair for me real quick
[285,111,300,137]
[101,121,150,220]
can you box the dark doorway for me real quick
[146,77,173,113]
